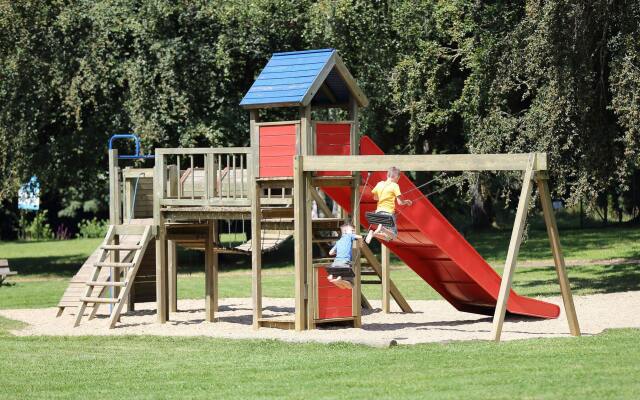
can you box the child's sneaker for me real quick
[365,230,374,244]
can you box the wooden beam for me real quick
[168,240,177,313]
[108,149,121,225]
[311,176,354,187]
[319,82,337,103]
[305,173,315,330]
[250,110,259,180]
[293,156,307,331]
[491,155,536,341]
[536,173,581,336]
[251,181,262,329]
[381,245,391,313]
[300,106,312,156]
[303,153,548,172]
[301,55,337,106]
[155,223,168,323]
[205,220,217,322]
[309,188,333,218]
[360,244,413,313]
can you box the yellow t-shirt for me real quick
[371,180,401,214]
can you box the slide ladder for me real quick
[74,224,153,328]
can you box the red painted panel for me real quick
[260,135,296,147]
[316,144,350,156]
[315,122,352,177]
[259,146,296,157]
[316,267,353,320]
[259,124,297,177]
[319,307,353,319]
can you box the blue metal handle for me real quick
[108,134,154,159]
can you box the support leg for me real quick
[305,173,315,330]
[537,174,581,336]
[293,156,307,331]
[491,157,536,342]
[155,224,169,323]
[205,220,217,322]
[381,245,391,313]
[251,182,262,329]
[168,240,178,313]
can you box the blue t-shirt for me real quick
[331,233,356,262]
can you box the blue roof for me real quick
[240,49,368,109]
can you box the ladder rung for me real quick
[86,281,127,287]
[361,270,378,276]
[361,280,382,285]
[95,262,135,268]
[101,244,141,251]
[80,297,119,304]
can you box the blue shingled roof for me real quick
[240,48,367,108]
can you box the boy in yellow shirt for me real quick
[365,167,412,243]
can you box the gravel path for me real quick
[2,291,639,346]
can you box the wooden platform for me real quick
[257,317,296,330]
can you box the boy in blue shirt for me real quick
[327,222,362,289]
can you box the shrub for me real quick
[18,210,54,240]
[76,218,108,239]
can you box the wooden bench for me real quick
[0,259,18,283]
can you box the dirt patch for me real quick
[1,292,639,346]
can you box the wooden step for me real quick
[86,281,127,287]
[95,262,135,268]
[312,238,337,243]
[80,297,119,304]
[361,280,383,285]
[101,244,142,251]
[361,269,378,276]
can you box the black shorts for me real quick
[326,260,354,283]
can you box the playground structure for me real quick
[60,48,580,341]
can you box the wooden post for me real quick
[168,240,178,313]
[155,221,168,323]
[205,220,217,322]
[305,173,315,329]
[381,245,391,313]
[108,150,121,225]
[536,173,581,336]
[251,181,262,329]
[293,156,307,330]
[108,150,121,307]
[154,152,168,323]
[249,109,262,329]
[491,155,536,341]
[348,98,362,327]
[300,106,312,155]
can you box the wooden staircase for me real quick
[74,224,153,329]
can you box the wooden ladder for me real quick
[74,224,153,329]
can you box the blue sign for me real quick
[18,176,40,211]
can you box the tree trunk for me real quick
[471,176,494,229]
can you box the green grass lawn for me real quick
[1,226,640,310]
[1,227,639,399]
[0,314,638,399]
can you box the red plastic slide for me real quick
[321,136,560,319]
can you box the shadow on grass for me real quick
[7,254,93,277]
[468,226,640,261]
[515,264,640,297]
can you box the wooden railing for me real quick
[154,148,252,212]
